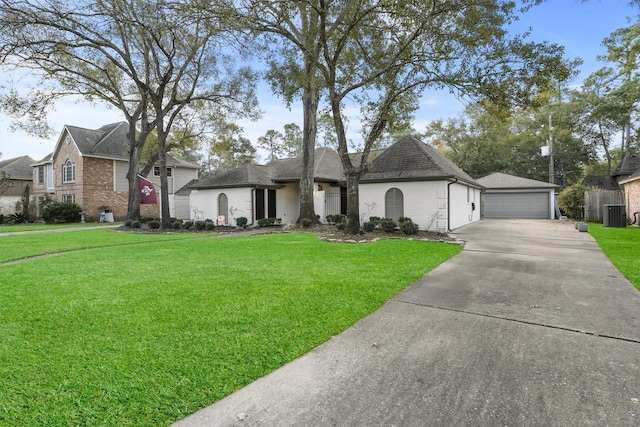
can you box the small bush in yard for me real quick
[148,221,160,229]
[300,218,313,228]
[558,184,586,220]
[236,217,248,228]
[194,220,206,231]
[124,220,132,227]
[205,221,215,231]
[131,220,141,228]
[363,221,375,232]
[182,220,193,230]
[171,219,183,229]
[42,201,82,223]
[399,219,419,235]
[332,214,346,224]
[379,218,397,233]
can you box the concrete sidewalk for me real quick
[173,219,640,427]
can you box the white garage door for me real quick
[483,192,550,219]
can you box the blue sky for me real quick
[0,0,636,161]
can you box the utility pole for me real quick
[548,113,554,185]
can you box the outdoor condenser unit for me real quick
[603,204,627,227]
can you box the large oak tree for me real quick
[0,0,258,226]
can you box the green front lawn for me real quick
[589,223,640,291]
[0,229,204,263]
[0,231,461,426]
[0,222,118,233]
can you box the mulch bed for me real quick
[115,223,462,245]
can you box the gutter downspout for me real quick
[447,178,457,232]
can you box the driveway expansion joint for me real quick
[391,299,640,345]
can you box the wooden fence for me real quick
[584,190,625,223]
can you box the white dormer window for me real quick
[63,159,75,183]
[153,166,172,177]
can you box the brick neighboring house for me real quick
[619,170,640,224]
[0,155,36,215]
[32,122,199,221]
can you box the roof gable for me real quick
[361,135,479,186]
[0,155,36,180]
[63,122,130,160]
[477,172,558,189]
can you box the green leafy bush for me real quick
[205,220,215,231]
[148,221,160,229]
[258,217,281,227]
[124,219,132,227]
[363,221,375,232]
[171,219,183,229]
[131,220,141,228]
[236,217,248,228]
[558,184,586,220]
[399,219,419,235]
[379,218,397,233]
[300,218,313,228]
[42,201,82,223]
[194,220,206,231]
[332,214,346,224]
[181,220,193,230]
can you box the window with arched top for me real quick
[218,193,228,223]
[385,188,404,221]
[62,159,75,183]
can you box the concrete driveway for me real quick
[173,219,640,427]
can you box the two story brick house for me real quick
[0,155,36,216]
[32,122,199,221]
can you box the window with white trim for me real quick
[62,159,75,183]
[385,188,404,221]
[62,194,75,204]
[153,166,172,177]
[38,166,45,184]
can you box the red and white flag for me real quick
[137,174,158,204]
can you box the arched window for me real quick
[385,188,404,220]
[62,159,75,183]
[218,193,228,225]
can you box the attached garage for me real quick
[477,173,558,219]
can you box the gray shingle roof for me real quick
[59,122,199,169]
[192,147,346,189]
[0,155,36,179]
[582,174,620,190]
[271,147,344,182]
[476,172,558,189]
[191,164,276,189]
[361,135,480,187]
[65,122,131,160]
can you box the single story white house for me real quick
[476,172,558,219]
[189,135,483,232]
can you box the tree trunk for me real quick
[297,55,319,223]
[157,121,171,229]
[345,172,361,235]
[125,122,142,221]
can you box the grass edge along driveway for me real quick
[0,231,461,426]
[588,223,640,291]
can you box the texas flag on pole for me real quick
[137,174,158,204]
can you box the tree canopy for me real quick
[0,0,259,225]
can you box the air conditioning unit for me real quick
[603,204,627,227]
